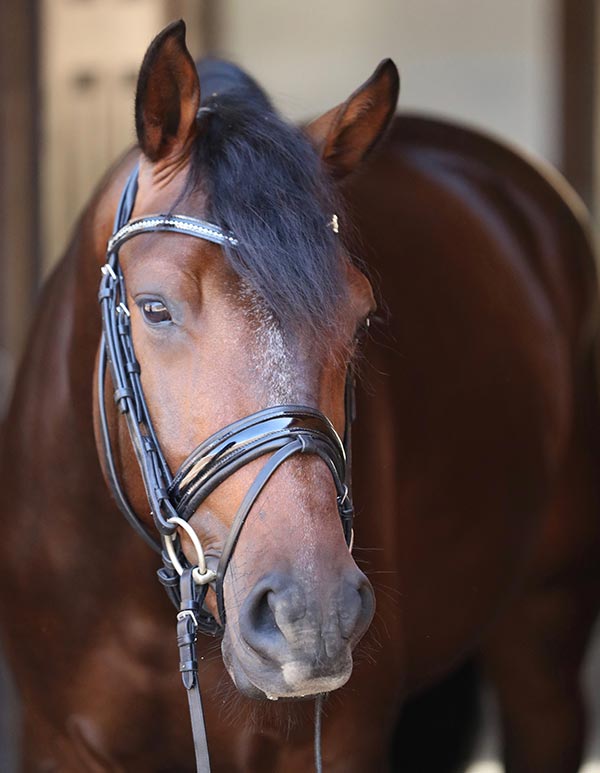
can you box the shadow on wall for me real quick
[0,346,18,769]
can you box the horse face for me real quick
[115,207,376,698]
[96,21,398,700]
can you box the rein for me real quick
[97,164,355,771]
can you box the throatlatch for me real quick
[97,164,356,772]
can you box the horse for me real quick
[1,18,600,772]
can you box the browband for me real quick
[109,214,239,253]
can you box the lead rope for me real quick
[315,693,325,773]
[177,569,212,772]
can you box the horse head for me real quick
[94,20,399,702]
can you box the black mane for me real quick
[185,59,347,337]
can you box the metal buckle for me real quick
[100,263,117,280]
[177,609,199,628]
[117,302,131,317]
[164,517,217,586]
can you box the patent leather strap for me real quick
[171,406,347,520]
[166,407,351,626]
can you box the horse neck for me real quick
[0,157,153,571]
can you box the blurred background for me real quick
[0,1,598,770]
[1,0,597,418]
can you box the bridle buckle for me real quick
[177,609,199,628]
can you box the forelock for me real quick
[184,92,349,338]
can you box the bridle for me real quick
[97,164,356,771]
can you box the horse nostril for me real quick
[237,569,375,664]
[338,570,376,642]
[238,573,293,660]
[247,587,276,635]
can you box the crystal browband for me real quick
[108,214,239,254]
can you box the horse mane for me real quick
[183,59,348,337]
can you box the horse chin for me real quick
[223,639,353,702]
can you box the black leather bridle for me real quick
[97,164,356,772]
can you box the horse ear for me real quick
[305,59,399,179]
[135,20,200,162]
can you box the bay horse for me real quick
[1,19,600,772]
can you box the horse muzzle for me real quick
[222,568,375,699]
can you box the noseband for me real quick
[97,164,355,771]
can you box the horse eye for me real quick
[140,300,172,325]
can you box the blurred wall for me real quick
[40,0,209,272]
[216,0,559,163]
[0,0,38,403]
[2,0,594,420]
[593,5,600,217]
[39,0,561,275]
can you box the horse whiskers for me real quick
[213,680,316,738]
[372,583,403,602]
[197,641,223,664]
[353,641,378,666]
